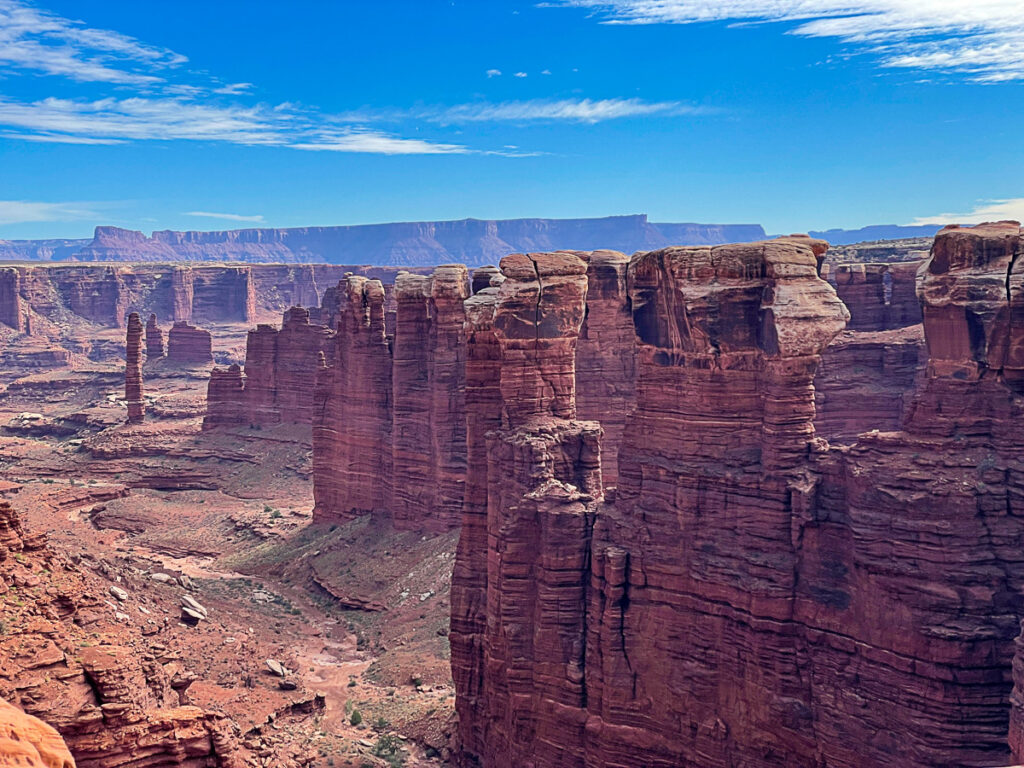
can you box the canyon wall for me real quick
[0,263,416,338]
[309,253,638,531]
[813,259,927,442]
[454,224,1024,768]
[0,697,75,768]
[202,307,331,430]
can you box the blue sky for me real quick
[0,0,1021,239]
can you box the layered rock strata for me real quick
[124,312,145,424]
[145,314,165,359]
[0,268,23,332]
[313,277,393,519]
[574,250,635,487]
[391,266,470,530]
[453,250,605,765]
[813,325,925,442]
[203,307,331,429]
[455,224,1024,768]
[166,322,213,365]
[825,260,923,331]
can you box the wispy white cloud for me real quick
[0,96,287,145]
[402,97,710,124]
[554,1,1024,82]
[513,71,528,78]
[184,210,265,223]
[486,68,502,77]
[293,130,470,155]
[0,0,185,84]
[909,197,1024,226]
[213,82,253,95]
[0,199,96,226]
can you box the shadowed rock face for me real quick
[824,260,924,331]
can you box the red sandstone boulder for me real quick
[0,697,74,768]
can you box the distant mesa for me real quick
[0,216,765,266]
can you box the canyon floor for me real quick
[0,344,457,768]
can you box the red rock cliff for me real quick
[574,250,636,487]
[312,277,393,521]
[145,314,165,359]
[166,322,213,365]
[391,266,470,531]
[0,267,24,332]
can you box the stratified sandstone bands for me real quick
[124,312,144,424]
[311,265,474,530]
[0,697,75,768]
[166,322,213,365]
[450,286,503,749]
[453,224,1024,768]
[0,263,418,338]
[574,250,636,487]
[203,307,331,430]
[391,266,471,531]
[453,250,605,767]
[0,268,24,332]
[813,325,925,442]
[145,314,165,359]
[824,259,924,331]
[203,364,245,430]
[313,277,393,521]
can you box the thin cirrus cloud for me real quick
[0,0,185,84]
[416,98,708,124]
[909,198,1024,226]
[554,0,1024,82]
[0,200,97,226]
[184,211,266,223]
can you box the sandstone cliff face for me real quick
[574,250,636,487]
[202,365,246,430]
[813,325,925,442]
[454,224,1024,768]
[452,250,606,767]
[124,312,145,424]
[166,322,213,365]
[203,307,331,430]
[824,259,923,331]
[145,314,164,359]
[0,697,75,768]
[391,266,471,531]
[312,264,474,530]
[0,268,24,332]
[312,277,393,520]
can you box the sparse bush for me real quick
[349,709,362,726]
